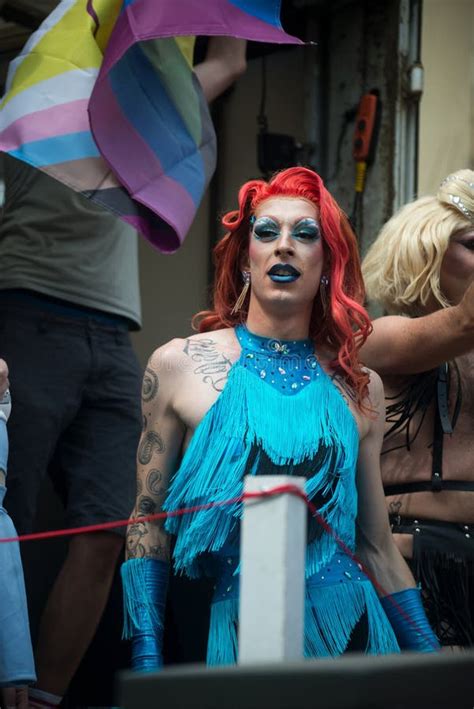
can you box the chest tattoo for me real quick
[183,338,233,392]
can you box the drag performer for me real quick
[122,167,438,669]
[361,169,474,647]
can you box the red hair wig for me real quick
[194,167,372,408]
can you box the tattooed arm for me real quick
[126,342,186,562]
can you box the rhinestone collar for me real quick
[237,324,314,358]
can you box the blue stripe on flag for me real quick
[108,43,205,205]
[227,0,281,26]
[8,131,100,166]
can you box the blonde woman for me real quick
[360,170,474,647]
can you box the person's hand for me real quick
[0,359,9,397]
[0,685,29,709]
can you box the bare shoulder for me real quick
[365,367,384,405]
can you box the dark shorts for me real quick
[390,515,474,647]
[0,302,142,536]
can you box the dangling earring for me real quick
[231,271,251,314]
[320,275,329,314]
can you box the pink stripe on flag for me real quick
[0,99,90,152]
[89,76,196,252]
[101,0,302,75]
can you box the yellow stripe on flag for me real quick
[1,0,104,109]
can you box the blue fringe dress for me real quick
[164,325,399,664]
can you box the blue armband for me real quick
[121,558,169,672]
[380,588,440,652]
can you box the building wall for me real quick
[418,0,474,193]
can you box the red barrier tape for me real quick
[0,483,438,651]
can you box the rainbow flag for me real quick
[0,0,301,252]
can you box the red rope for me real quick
[0,483,438,650]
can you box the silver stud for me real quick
[464,526,469,531]
[466,534,471,539]
[227,586,232,592]
[278,367,286,375]
[291,383,298,390]
[415,528,420,533]
[413,519,419,524]
[227,558,233,564]
[260,370,266,379]
[320,575,325,580]
[303,375,310,381]
[344,571,352,579]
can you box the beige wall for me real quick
[131,193,211,367]
[418,0,474,194]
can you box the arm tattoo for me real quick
[138,495,157,515]
[389,500,402,516]
[138,430,166,464]
[147,469,163,495]
[183,338,232,392]
[127,519,148,558]
[142,367,159,402]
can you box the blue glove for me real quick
[380,588,440,652]
[121,558,169,671]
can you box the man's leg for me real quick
[32,324,142,698]
[34,532,123,695]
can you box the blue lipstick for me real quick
[268,264,301,283]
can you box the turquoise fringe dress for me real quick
[164,325,399,664]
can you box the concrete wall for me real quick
[418,0,474,194]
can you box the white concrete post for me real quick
[238,475,307,664]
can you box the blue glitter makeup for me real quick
[253,217,280,241]
[252,216,320,243]
[291,218,320,242]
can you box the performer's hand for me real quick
[0,359,9,397]
[0,685,29,709]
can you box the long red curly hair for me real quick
[194,167,372,408]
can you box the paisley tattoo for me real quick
[183,338,232,392]
[142,367,159,402]
[138,496,157,515]
[138,431,165,464]
[147,469,163,496]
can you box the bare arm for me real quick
[0,358,9,397]
[194,36,247,103]
[360,280,474,375]
[126,343,185,563]
[355,372,415,594]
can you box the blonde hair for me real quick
[362,169,474,315]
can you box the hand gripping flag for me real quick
[0,0,301,252]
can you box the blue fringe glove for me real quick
[380,588,440,652]
[121,558,169,671]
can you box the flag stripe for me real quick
[10,131,100,167]
[0,99,90,152]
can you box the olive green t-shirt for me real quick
[0,155,141,328]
